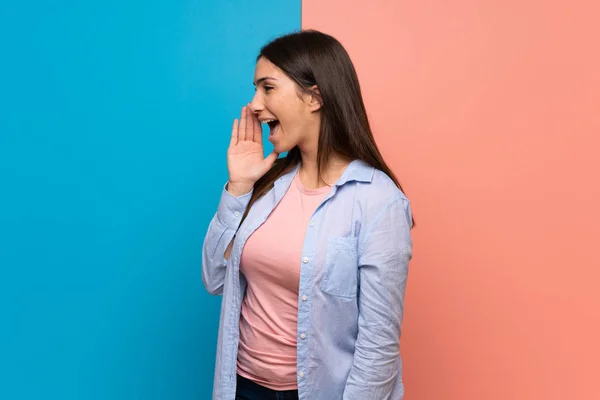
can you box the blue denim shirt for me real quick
[202,159,413,400]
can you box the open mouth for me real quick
[262,119,280,137]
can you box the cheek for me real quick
[273,93,301,119]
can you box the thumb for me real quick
[262,151,279,170]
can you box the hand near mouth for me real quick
[226,105,279,197]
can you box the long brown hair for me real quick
[241,30,413,227]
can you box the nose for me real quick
[249,91,264,114]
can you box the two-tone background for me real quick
[1,1,598,399]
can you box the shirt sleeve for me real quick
[343,195,413,399]
[201,183,253,295]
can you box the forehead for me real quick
[253,57,285,82]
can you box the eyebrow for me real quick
[253,76,278,86]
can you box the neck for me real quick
[296,115,350,188]
[298,147,349,189]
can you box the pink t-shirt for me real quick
[236,172,329,390]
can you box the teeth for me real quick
[261,119,277,125]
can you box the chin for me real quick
[271,141,294,155]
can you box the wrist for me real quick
[226,181,253,197]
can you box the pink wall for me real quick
[303,1,600,398]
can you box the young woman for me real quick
[202,30,414,400]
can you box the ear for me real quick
[307,85,323,112]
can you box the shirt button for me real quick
[233,211,240,217]
[300,333,306,339]
[309,221,315,227]
[302,257,309,264]
[299,371,305,378]
[301,295,307,301]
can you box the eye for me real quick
[263,85,274,93]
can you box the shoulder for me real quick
[353,165,410,207]
[347,165,413,232]
[370,169,409,201]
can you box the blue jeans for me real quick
[235,374,299,400]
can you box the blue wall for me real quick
[0,1,299,398]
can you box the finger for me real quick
[246,105,254,142]
[239,106,247,141]
[252,109,262,143]
[230,118,239,147]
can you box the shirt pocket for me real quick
[320,236,359,299]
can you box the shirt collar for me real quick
[275,159,374,188]
[335,159,374,186]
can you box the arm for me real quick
[201,184,252,295]
[343,195,413,399]
[202,104,277,294]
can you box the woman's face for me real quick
[250,57,319,154]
